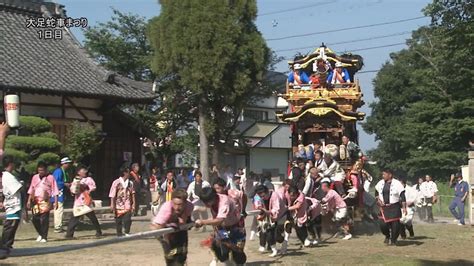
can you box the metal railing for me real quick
[285,80,361,95]
[423,194,471,218]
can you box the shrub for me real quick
[5,116,61,176]
[7,136,61,152]
[64,121,103,163]
[24,161,39,175]
[34,132,59,139]
[19,116,52,134]
[37,152,61,165]
[3,148,28,162]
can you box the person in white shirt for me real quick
[375,169,407,246]
[222,165,234,186]
[235,168,248,192]
[0,156,23,256]
[415,177,425,220]
[302,167,319,197]
[186,171,210,231]
[314,150,327,173]
[400,179,417,239]
[419,175,438,223]
[320,154,345,195]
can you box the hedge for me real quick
[34,132,59,140]
[3,148,29,162]
[24,161,38,175]
[7,136,61,152]
[37,152,61,165]
[19,116,52,134]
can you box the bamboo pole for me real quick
[9,210,261,257]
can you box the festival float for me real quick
[277,44,365,170]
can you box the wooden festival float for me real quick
[277,44,365,170]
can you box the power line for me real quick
[267,16,426,41]
[358,70,380,74]
[258,0,384,26]
[282,42,407,60]
[345,42,406,52]
[259,1,334,17]
[275,31,411,53]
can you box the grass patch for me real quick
[432,182,470,218]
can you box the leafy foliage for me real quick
[4,116,61,175]
[7,136,61,151]
[37,152,61,165]
[19,116,52,134]
[83,8,197,168]
[34,131,59,139]
[137,104,198,166]
[3,148,28,163]
[63,121,103,163]
[83,8,153,81]
[363,0,474,180]
[148,0,272,166]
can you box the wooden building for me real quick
[0,0,156,196]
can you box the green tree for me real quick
[209,52,284,165]
[83,8,153,81]
[5,116,61,174]
[363,0,474,180]
[83,8,196,168]
[63,121,104,164]
[134,98,198,168]
[148,0,271,179]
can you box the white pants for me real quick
[192,199,208,220]
[334,207,347,221]
[400,207,415,225]
[331,172,346,182]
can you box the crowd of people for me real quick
[144,136,469,265]
[143,136,411,265]
[0,121,470,264]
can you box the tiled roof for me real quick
[0,0,156,103]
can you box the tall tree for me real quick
[148,0,271,180]
[363,0,474,180]
[134,88,198,168]
[83,8,153,81]
[210,52,283,165]
[83,9,197,168]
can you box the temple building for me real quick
[0,0,157,196]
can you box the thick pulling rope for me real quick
[9,210,261,257]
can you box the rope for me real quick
[9,210,261,257]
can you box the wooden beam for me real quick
[64,96,95,127]
[20,102,98,112]
[61,96,65,118]
[304,128,343,133]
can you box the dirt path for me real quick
[4,214,474,265]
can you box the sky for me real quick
[60,0,432,152]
